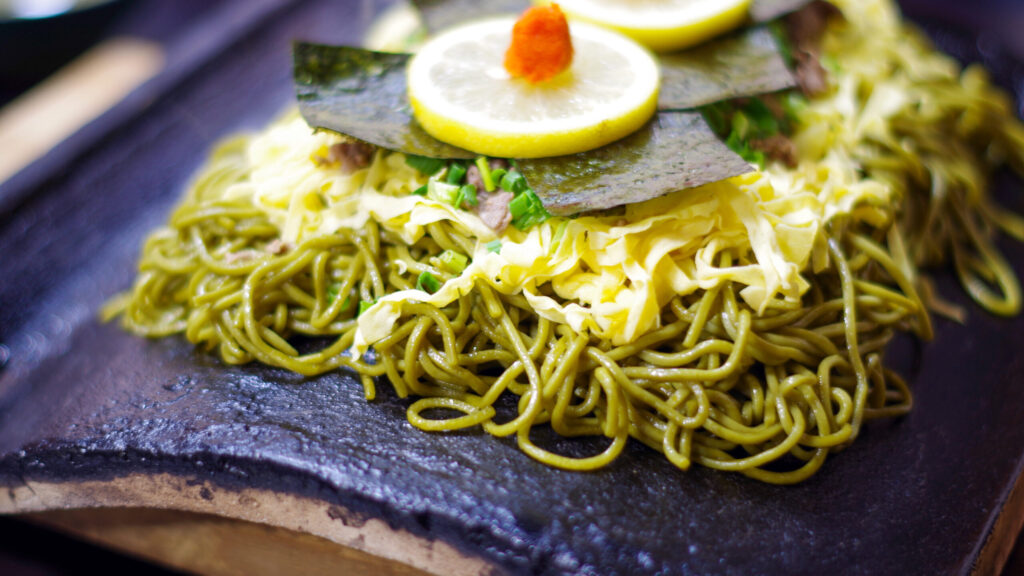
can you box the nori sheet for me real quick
[413,0,799,112]
[294,42,755,214]
[293,42,474,159]
[658,26,796,110]
[518,112,754,216]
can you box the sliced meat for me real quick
[466,159,512,191]
[264,239,293,255]
[792,53,829,96]
[786,1,838,50]
[226,240,292,263]
[466,164,485,191]
[750,134,799,167]
[759,93,786,120]
[474,189,514,233]
[467,160,516,231]
[322,141,376,174]
[224,249,261,264]
[785,1,841,96]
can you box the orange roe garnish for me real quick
[504,4,574,84]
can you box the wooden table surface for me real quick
[2,510,1024,575]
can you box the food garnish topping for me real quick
[107,0,1024,483]
[552,0,752,53]
[294,0,823,218]
[405,12,660,158]
[504,4,574,83]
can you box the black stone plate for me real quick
[2,1,1024,574]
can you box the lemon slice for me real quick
[406,18,659,159]
[548,0,752,53]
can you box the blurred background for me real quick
[0,0,233,108]
[1,0,1024,573]
[2,0,1024,190]
[0,0,229,187]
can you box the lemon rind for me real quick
[545,0,752,53]
[407,18,660,158]
[409,90,659,158]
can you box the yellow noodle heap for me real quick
[106,0,1024,483]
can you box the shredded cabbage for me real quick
[213,0,962,353]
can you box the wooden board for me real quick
[27,508,437,576]
[1,1,1024,574]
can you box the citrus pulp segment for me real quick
[406,17,660,159]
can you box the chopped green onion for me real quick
[821,54,841,75]
[747,150,766,169]
[438,250,469,274]
[446,162,467,185]
[428,180,460,206]
[744,99,779,137]
[509,189,550,231]
[412,184,428,196]
[405,155,445,175]
[782,92,807,117]
[781,92,807,131]
[551,219,569,247]
[702,102,730,136]
[500,170,528,194]
[475,157,496,191]
[489,168,507,187]
[358,300,375,316]
[486,239,502,254]
[725,131,765,169]
[731,111,751,140]
[768,21,794,67]
[416,271,441,294]
[456,184,478,209]
[326,283,341,304]
[326,284,353,311]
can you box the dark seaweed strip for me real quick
[294,43,755,215]
[517,112,754,216]
[293,43,474,159]
[658,26,796,110]
[411,0,529,33]
[750,0,816,23]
